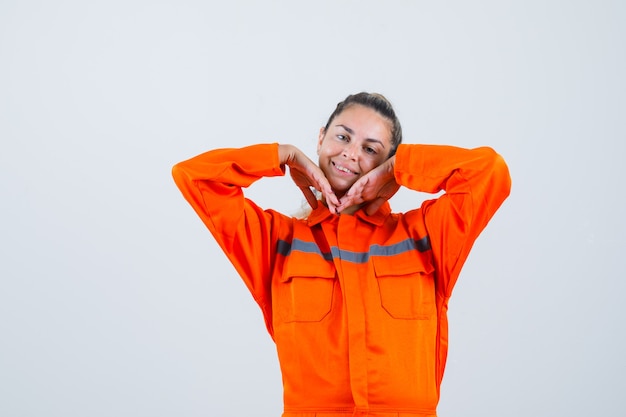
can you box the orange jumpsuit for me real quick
[172,143,511,417]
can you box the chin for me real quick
[331,185,351,198]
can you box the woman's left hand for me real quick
[336,156,400,215]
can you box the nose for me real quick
[342,141,358,160]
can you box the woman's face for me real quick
[317,104,392,197]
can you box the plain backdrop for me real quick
[1,1,625,416]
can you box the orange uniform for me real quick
[172,143,511,417]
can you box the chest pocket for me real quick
[373,254,435,320]
[276,253,337,323]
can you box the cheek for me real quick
[319,142,339,158]
[317,147,334,167]
[362,157,383,173]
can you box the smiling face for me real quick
[317,104,393,198]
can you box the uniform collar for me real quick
[306,201,391,227]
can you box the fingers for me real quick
[336,195,359,213]
[321,186,340,214]
[336,177,368,212]
[286,158,341,215]
[309,171,339,213]
[336,171,400,214]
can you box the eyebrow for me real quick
[335,124,386,148]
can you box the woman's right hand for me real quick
[279,144,340,213]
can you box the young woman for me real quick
[172,92,511,417]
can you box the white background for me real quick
[1,1,625,416]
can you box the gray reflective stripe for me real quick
[277,239,333,261]
[276,236,431,264]
[331,246,368,263]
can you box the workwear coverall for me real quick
[172,143,511,417]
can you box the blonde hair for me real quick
[291,190,321,219]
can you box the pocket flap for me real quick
[281,251,336,282]
[372,253,434,277]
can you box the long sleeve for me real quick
[394,144,511,298]
[171,143,288,335]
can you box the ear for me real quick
[317,127,325,155]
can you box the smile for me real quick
[332,161,358,175]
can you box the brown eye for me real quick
[364,146,377,155]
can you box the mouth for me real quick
[332,161,358,176]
